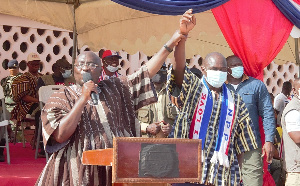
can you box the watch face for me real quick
[138,143,179,178]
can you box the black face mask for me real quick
[152,70,167,84]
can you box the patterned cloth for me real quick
[11,72,42,121]
[36,65,157,186]
[167,67,258,186]
[0,73,22,113]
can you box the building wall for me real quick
[0,14,298,97]
[0,14,73,78]
[264,62,299,95]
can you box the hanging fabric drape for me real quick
[111,0,229,15]
[106,0,296,185]
[212,0,293,80]
[272,0,300,29]
[212,1,293,185]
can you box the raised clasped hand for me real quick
[180,9,196,35]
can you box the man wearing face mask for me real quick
[281,78,300,185]
[36,22,186,184]
[168,9,258,186]
[137,63,176,138]
[35,59,75,157]
[11,53,43,126]
[36,59,75,90]
[99,50,121,81]
[226,55,275,186]
[1,60,23,114]
[10,53,43,154]
[0,59,22,162]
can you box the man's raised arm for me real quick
[147,31,185,78]
[173,9,196,87]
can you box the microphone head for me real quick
[82,72,93,83]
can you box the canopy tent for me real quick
[94,2,296,186]
[0,1,298,185]
[0,0,296,65]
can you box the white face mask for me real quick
[62,70,72,78]
[230,66,244,79]
[205,70,227,88]
[106,65,119,73]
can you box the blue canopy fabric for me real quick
[111,0,229,15]
[272,0,300,28]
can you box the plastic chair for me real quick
[35,85,63,161]
[13,110,35,148]
[0,86,11,164]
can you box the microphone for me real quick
[82,72,98,105]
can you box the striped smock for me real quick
[11,72,42,121]
[167,67,258,186]
[36,65,157,186]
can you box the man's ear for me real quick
[99,49,105,59]
[199,66,207,77]
[292,87,297,95]
[199,66,205,74]
[199,66,204,72]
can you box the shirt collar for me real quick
[225,73,249,84]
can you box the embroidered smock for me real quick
[167,67,258,186]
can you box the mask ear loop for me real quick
[227,66,232,76]
[103,60,107,66]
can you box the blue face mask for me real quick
[230,66,244,79]
[62,70,72,78]
[106,65,119,73]
[205,70,227,88]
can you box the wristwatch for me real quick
[164,44,173,52]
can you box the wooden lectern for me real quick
[82,137,202,184]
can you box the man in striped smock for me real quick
[11,53,43,130]
[11,70,40,122]
[169,9,259,186]
[36,28,186,185]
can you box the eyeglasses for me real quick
[75,62,99,70]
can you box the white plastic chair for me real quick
[35,85,64,161]
[0,86,10,164]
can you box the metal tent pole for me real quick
[295,38,300,78]
[71,2,79,77]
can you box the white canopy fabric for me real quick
[0,0,74,30]
[0,0,296,64]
